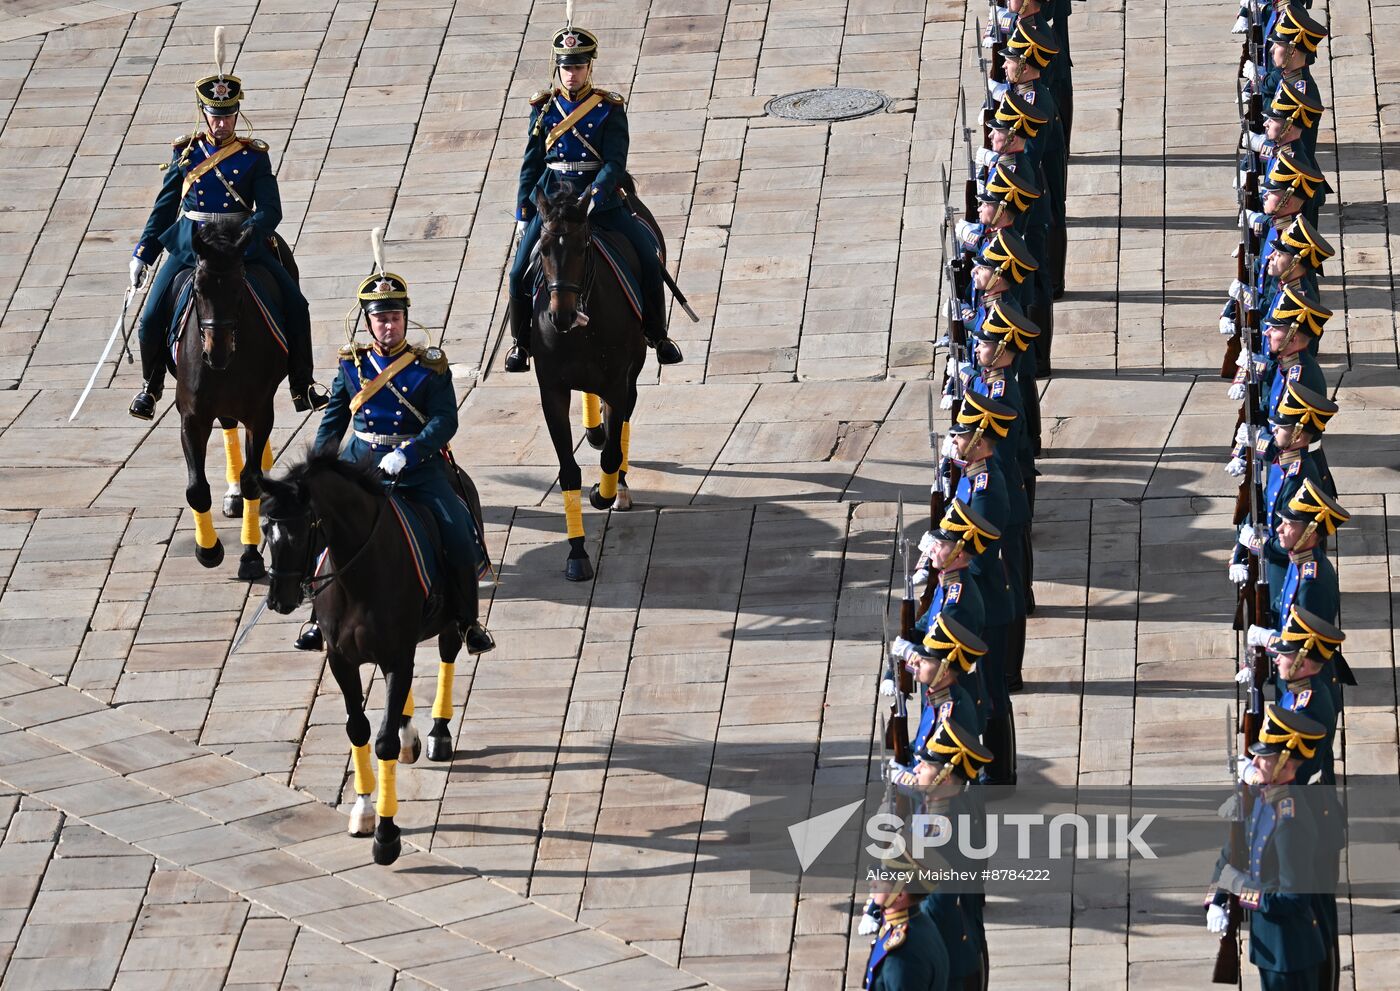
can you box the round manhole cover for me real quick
[765,87,888,123]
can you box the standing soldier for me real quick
[887,615,986,778]
[503,9,683,372]
[1258,5,1328,157]
[127,28,325,420]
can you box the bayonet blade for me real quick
[229,597,268,656]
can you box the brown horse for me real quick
[175,220,288,580]
[261,452,466,865]
[529,186,648,581]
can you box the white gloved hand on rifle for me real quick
[1234,664,1255,685]
[918,532,937,556]
[941,433,958,459]
[1206,903,1231,934]
[1227,382,1247,401]
[1228,562,1249,584]
[1225,456,1246,478]
[1238,522,1265,552]
[1219,315,1236,336]
[1235,422,1253,446]
[974,147,999,171]
[858,900,882,936]
[1231,13,1250,34]
[911,567,930,586]
[1246,624,1274,648]
[1227,279,1246,302]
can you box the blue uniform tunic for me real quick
[314,343,483,575]
[916,570,989,732]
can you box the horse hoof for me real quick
[398,722,422,765]
[565,556,594,582]
[348,795,375,837]
[222,493,243,519]
[372,834,402,866]
[589,483,616,511]
[237,547,266,581]
[585,424,607,450]
[195,541,224,569]
[427,721,453,763]
[615,486,633,512]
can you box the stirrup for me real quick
[128,389,160,421]
[652,337,684,365]
[462,622,496,655]
[503,345,531,373]
[292,383,329,413]
[293,622,323,651]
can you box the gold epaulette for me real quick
[413,345,449,373]
[602,90,625,105]
[338,342,370,358]
[171,133,199,150]
[529,88,555,106]
[240,136,269,153]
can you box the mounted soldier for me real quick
[295,232,495,657]
[503,4,684,372]
[127,27,324,420]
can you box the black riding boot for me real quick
[129,322,167,421]
[294,619,323,651]
[504,296,532,373]
[286,323,327,412]
[454,563,495,655]
[642,279,683,365]
[983,710,1018,790]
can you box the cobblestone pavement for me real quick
[0,0,1397,988]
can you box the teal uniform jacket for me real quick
[1209,784,1326,981]
[955,458,1013,628]
[901,681,978,772]
[863,907,950,991]
[315,343,483,572]
[1277,673,1336,783]
[915,570,988,733]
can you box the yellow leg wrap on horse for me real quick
[240,498,260,546]
[599,471,618,500]
[376,760,397,817]
[222,428,243,486]
[352,743,374,796]
[582,393,602,430]
[402,689,414,718]
[563,489,584,539]
[621,421,631,473]
[191,509,217,549]
[260,437,274,472]
[432,661,455,720]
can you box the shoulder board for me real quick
[412,345,449,373]
[240,137,269,153]
[603,90,625,105]
[338,342,369,359]
[171,133,198,150]
[529,89,554,106]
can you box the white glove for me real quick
[1239,759,1263,785]
[1242,59,1257,81]
[980,33,996,49]
[1219,316,1236,336]
[516,219,526,235]
[955,219,981,248]
[1243,131,1267,155]
[1246,624,1273,648]
[129,257,148,289]
[918,532,937,556]
[1237,523,1264,552]
[987,81,1009,103]
[1235,423,1252,446]
[378,450,408,477]
[959,305,976,324]
[1234,663,1254,685]
[1206,903,1230,934]
[858,905,881,936]
[1227,383,1247,401]
[911,568,930,587]
[879,677,896,698]
[1225,457,1246,478]
[1228,563,1249,584]
[1245,210,1267,232]
[939,392,955,410]
[1231,14,1249,34]
[1228,279,1246,302]
[941,434,958,459]
[975,147,999,170]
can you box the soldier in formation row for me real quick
[858,1,1075,987]
[1207,4,1351,991]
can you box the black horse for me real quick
[175,220,289,580]
[261,452,469,866]
[529,185,648,581]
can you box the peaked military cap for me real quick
[930,498,1001,556]
[358,272,410,314]
[553,25,599,65]
[1265,80,1324,130]
[950,391,1018,441]
[1249,702,1326,761]
[972,298,1041,350]
[974,227,1038,284]
[1263,151,1325,201]
[920,613,988,675]
[989,90,1050,139]
[1001,17,1059,69]
[1275,215,1334,269]
[1277,477,1350,535]
[196,27,242,117]
[1270,381,1338,434]
[1269,3,1328,54]
[919,718,994,784]
[978,160,1041,213]
[1271,606,1345,663]
[1266,282,1331,338]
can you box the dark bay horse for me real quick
[529,186,648,581]
[176,219,289,580]
[261,452,466,866]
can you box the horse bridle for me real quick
[193,269,243,360]
[540,223,596,319]
[266,479,397,599]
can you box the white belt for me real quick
[183,209,250,223]
[355,430,414,447]
[547,161,601,173]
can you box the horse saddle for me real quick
[164,264,287,364]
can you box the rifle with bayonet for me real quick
[1212,707,1248,984]
[882,591,912,767]
[959,90,979,219]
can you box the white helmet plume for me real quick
[370,226,386,276]
[214,26,226,80]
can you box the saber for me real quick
[69,285,135,422]
[658,264,700,323]
[229,596,268,656]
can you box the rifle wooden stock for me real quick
[884,700,912,766]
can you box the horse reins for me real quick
[268,478,399,599]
